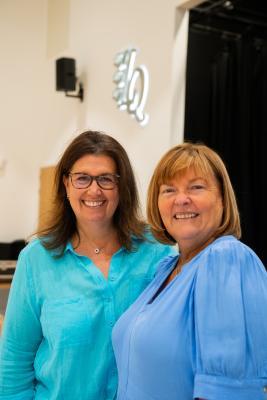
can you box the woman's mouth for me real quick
[83,200,106,207]
[174,212,199,220]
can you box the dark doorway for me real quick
[184,0,267,265]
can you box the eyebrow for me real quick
[162,177,207,185]
[70,172,113,175]
[188,177,207,183]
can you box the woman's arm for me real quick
[0,250,42,398]
[193,239,267,400]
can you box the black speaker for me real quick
[56,58,76,92]
[0,240,25,260]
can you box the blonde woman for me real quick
[113,143,267,400]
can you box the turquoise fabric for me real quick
[0,235,176,400]
[112,236,267,400]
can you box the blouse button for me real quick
[263,386,267,393]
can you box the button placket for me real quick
[103,285,115,328]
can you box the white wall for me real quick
[0,0,188,242]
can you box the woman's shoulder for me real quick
[19,237,44,254]
[132,230,178,260]
[209,234,253,252]
[11,239,54,282]
[198,235,266,278]
[210,235,264,263]
[18,237,58,261]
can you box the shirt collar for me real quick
[64,241,74,254]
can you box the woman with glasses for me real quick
[0,130,176,400]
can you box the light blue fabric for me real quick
[112,235,267,400]
[0,234,176,400]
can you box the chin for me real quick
[171,229,199,241]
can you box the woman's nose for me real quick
[174,192,191,206]
[86,180,102,194]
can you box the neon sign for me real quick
[112,48,149,126]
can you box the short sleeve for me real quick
[194,237,267,400]
[0,248,42,399]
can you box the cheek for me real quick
[158,199,171,221]
[210,198,223,223]
[109,190,119,209]
[216,202,224,222]
[157,199,165,219]
[68,188,79,201]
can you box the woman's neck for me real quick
[178,236,215,266]
[73,222,120,256]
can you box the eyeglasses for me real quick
[68,172,120,190]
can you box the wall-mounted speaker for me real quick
[56,58,76,92]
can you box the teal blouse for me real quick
[0,235,176,400]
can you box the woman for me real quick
[112,142,267,400]
[0,130,176,400]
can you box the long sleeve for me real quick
[0,249,42,399]
[194,237,267,400]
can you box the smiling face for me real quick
[158,167,223,258]
[63,154,119,230]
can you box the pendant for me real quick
[94,248,100,254]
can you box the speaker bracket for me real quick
[65,83,84,102]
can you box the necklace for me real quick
[74,231,119,257]
[88,242,105,255]
[81,239,105,255]
[94,247,103,254]
[89,234,120,256]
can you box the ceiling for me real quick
[190,0,267,37]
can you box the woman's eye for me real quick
[77,175,90,183]
[161,187,176,194]
[99,175,113,183]
[190,184,205,191]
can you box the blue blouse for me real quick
[0,235,176,400]
[112,235,267,400]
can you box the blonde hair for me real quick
[147,142,241,245]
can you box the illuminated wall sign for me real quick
[112,48,149,126]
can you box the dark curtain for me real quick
[184,26,267,265]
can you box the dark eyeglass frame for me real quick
[68,172,120,190]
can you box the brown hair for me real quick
[147,142,241,245]
[38,130,146,254]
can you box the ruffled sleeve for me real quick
[194,236,267,400]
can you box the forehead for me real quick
[163,166,218,186]
[159,149,217,182]
[72,153,117,172]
